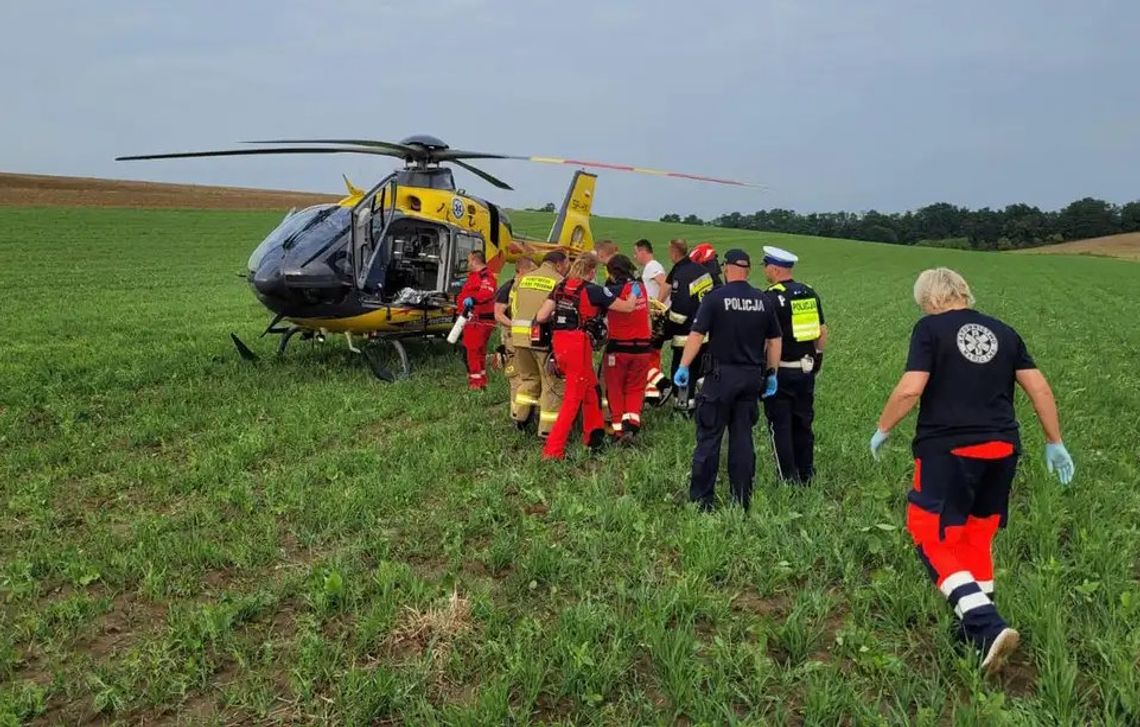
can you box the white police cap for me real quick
[762,245,798,267]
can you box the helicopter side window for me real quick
[449,232,484,295]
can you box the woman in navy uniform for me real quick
[871,267,1075,676]
[761,246,828,484]
[674,250,782,511]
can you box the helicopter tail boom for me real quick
[547,171,596,253]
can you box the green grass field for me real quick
[1,206,1138,725]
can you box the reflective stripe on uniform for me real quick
[515,393,539,406]
[689,273,713,298]
[954,592,993,617]
[667,310,688,324]
[540,410,559,422]
[510,318,532,336]
[790,297,821,342]
[622,413,641,424]
[671,333,708,347]
[768,282,786,292]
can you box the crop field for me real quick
[1,203,1138,725]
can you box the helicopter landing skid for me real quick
[362,337,411,382]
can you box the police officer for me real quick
[674,249,782,511]
[664,239,721,410]
[510,251,568,436]
[761,246,828,484]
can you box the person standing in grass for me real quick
[602,254,653,443]
[456,250,499,391]
[870,267,1075,676]
[634,239,670,406]
[494,257,537,420]
[536,253,638,460]
[676,249,782,511]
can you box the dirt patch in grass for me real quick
[731,590,791,618]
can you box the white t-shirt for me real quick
[641,259,667,302]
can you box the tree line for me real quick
[661,198,1140,250]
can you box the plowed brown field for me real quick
[0,172,337,209]
[1013,232,1140,261]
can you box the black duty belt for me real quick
[606,339,651,353]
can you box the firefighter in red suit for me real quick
[456,250,498,390]
[871,267,1075,677]
[602,254,653,442]
[535,253,638,460]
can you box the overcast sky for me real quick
[2,0,1137,219]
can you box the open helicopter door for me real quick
[351,175,398,294]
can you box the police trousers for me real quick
[763,368,816,483]
[908,441,1017,648]
[512,346,563,436]
[689,364,764,510]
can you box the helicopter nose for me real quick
[251,255,288,302]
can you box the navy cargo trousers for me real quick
[689,363,764,510]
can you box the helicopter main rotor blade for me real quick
[434,149,515,161]
[449,159,513,191]
[116,146,405,162]
[243,138,418,155]
[508,155,765,188]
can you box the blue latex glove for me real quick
[462,296,474,313]
[630,282,642,298]
[1045,442,1075,485]
[761,373,778,399]
[870,429,889,460]
[673,365,690,388]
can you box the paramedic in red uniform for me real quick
[871,267,1075,676]
[456,250,498,390]
[602,254,652,442]
[535,253,638,460]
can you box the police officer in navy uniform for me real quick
[762,246,828,484]
[674,249,782,511]
[663,239,721,410]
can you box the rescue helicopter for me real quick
[117,135,759,380]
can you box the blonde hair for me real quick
[568,252,599,280]
[913,268,975,312]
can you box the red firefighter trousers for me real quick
[603,350,651,432]
[543,330,604,459]
[462,321,494,390]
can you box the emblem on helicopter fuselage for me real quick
[451,197,465,220]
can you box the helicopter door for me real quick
[351,177,397,291]
[446,231,484,297]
